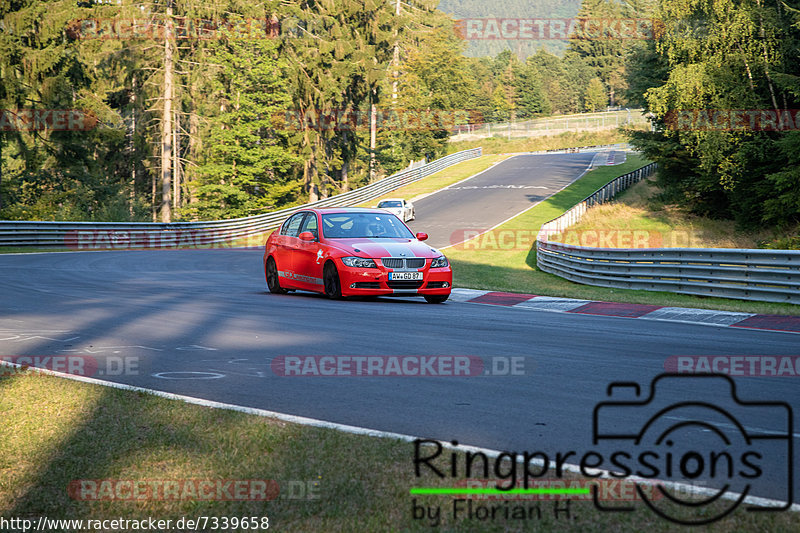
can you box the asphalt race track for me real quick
[406,151,596,248]
[1,152,797,507]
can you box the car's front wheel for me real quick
[266,256,288,294]
[424,294,448,304]
[323,262,343,299]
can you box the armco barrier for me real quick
[0,148,482,249]
[536,162,800,304]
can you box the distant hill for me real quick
[436,0,583,58]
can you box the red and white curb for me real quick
[449,289,800,334]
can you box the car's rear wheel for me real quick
[323,262,343,299]
[424,294,448,304]
[266,257,288,294]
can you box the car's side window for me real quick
[299,212,318,239]
[281,212,305,237]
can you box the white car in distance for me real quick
[374,198,415,222]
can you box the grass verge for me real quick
[444,154,800,315]
[447,130,632,155]
[554,178,793,249]
[1,372,795,532]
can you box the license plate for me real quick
[389,271,423,281]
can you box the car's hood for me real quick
[325,238,441,258]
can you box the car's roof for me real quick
[377,198,403,202]
[304,207,389,215]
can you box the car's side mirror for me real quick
[416,232,428,241]
[298,231,316,242]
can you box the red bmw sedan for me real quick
[263,208,452,303]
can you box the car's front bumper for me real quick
[336,259,452,297]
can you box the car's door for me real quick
[275,212,306,288]
[291,212,325,291]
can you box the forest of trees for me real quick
[628,0,800,230]
[0,0,640,223]
[1,0,799,231]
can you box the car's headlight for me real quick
[430,255,449,268]
[341,256,378,268]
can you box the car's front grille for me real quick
[387,280,424,289]
[382,257,425,269]
[406,258,425,269]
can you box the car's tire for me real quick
[323,262,343,300]
[424,294,448,304]
[265,256,288,294]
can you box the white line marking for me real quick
[1,359,796,512]
[176,345,218,351]
[60,345,163,353]
[152,371,225,380]
[663,416,800,439]
[408,155,515,204]
[1,335,80,342]
[442,157,596,250]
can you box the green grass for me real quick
[0,246,70,254]
[1,372,796,532]
[444,154,800,315]
[553,178,798,250]
[447,130,632,155]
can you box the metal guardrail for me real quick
[536,162,800,304]
[0,148,481,249]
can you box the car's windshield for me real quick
[378,201,402,208]
[322,213,414,239]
